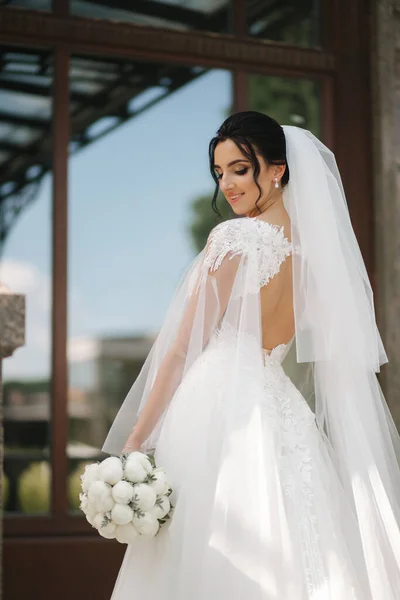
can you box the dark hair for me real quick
[208,111,289,216]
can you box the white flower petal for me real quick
[86,514,95,526]
[153,496,171,520]
[112,480,134,505]
[102,520,116,534]
[93,512,107,530]
[88,480,113,513]
[98,528,116,539]
[132,483,157,511]
[81,463,100,493]
[111,503,134,525]
[86,498,98,517]
[98,457,124,485]
[124,459,147,484]
[149,471,169,496]
[100,494,116,513]
[133,511,159,537]
[115,523,140,544]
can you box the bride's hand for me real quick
[121,432,142,455]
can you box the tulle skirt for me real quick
[110,339,372,600]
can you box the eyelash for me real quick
[215,167,248,180]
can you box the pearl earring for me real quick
[274,177,279,189]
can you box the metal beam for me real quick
[0,45,50,62]
[0,111,48,130]
[82,0,210,29]
[0,142,51,183]
[0,78,89,104]
[0,140,41,153]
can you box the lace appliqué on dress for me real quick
[260,353,327,596]
[261,345,326,595]
[202,218,297,294]
[276,392,325,595]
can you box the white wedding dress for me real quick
[104,127,400,599]
[108,218,378,599]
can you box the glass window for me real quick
[248,74,321,136]
[67,56,233,511]
[1,0,52,10]
[0,48,53,515]
[71,0,231,33]
[248,0,321,48]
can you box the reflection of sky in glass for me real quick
[0,91,51,119]
[0,124,42,146]
[70,64,118,82]
[4,57,39,74]
[129,88,167,112]
[68,69,230,337]
[1,72,52,86]
[1,69,231,378]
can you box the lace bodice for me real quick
[203,217,296,293]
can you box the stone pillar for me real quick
[370,1,400,424]
[0,284,25,599]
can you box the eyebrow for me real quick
[213,159,251,169]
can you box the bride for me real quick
[102,111,400,599]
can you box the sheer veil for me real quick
[282,126,400,595]
[102,125,400,594]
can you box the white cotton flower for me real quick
[134,452,153,473]
[103,520,116,533]
[124,455,148,484]
[98,456,124,485]
[133,511,160,537]
[79,492,89,513]
[85,498,98,517]
[112,480,134,505]
[86,514,95,527]
[115,523,140,544]
[132,483,157,511]
[93,514,116,539]
[111,503,134,525]
[93,512,107,530]
[81,491,107,518]
[88,480,113,512]
[81,463,100,493]
[149,469,169,496]
[153,496,171,520]
[99,528,116,540]
[98,520,116,539]
[99,493,115,513]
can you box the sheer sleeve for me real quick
[101,221,245,456]
[123,238,241,452]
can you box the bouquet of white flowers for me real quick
[79,451,173,544]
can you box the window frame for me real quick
[0,0,374,537]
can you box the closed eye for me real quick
[214,167,248,180]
